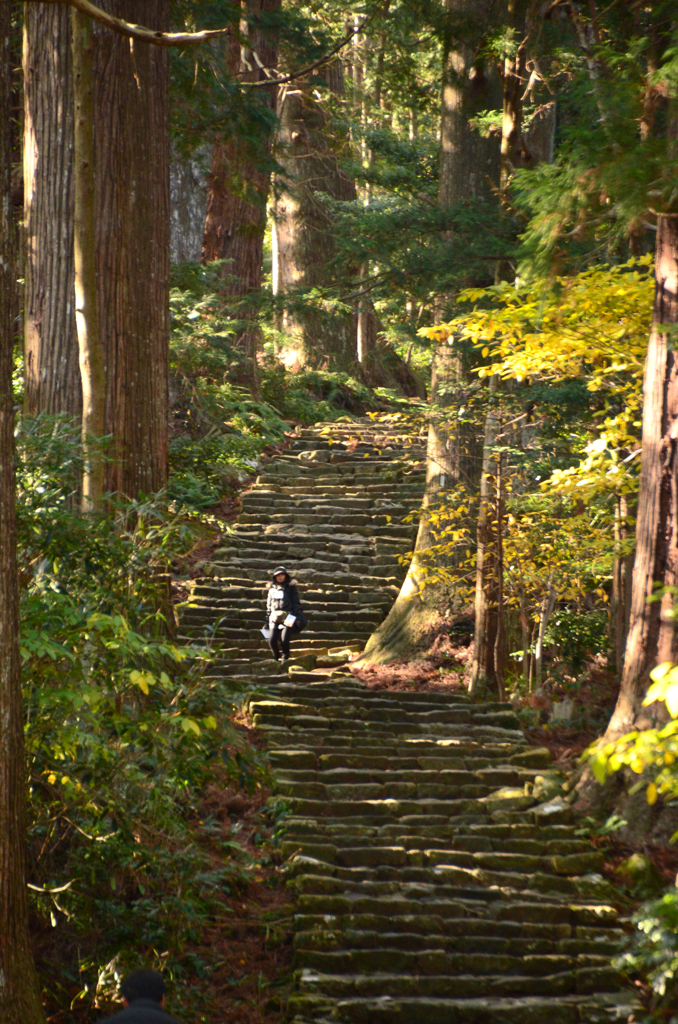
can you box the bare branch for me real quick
[25,0,232,46]
[243,22,370,87]
[24,0,368,91]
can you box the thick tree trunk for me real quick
[202,0,279,393]
[604,214,678,738]
[439,0,501,209]
[361,7,499,663]
[358,344,463,665]
[272,66,358,370]
[23,2,81,420]
[23,1,169,499]
[0,8,47,1020]
[71,7,105,509]
[93,0,170,498]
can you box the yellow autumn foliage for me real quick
[586,661,678,811]
[419,258,653,500]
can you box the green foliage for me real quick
[585,659,678,812]
[15,417,267,1012]
[615,889,678,1022]
[259,364,377,424]
[544,609,610,671]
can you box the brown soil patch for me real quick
[350,626,471,694]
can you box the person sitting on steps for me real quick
[264,566,306,664]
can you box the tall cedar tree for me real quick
[272,64,359,370]
[0,5,47,1021]
[360,0,499,664]
[608,205,678,738]
[93,0,169,497]
[23,3,82,420]
[202,0,280,392]
[22,0,169,499]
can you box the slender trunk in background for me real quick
[359,344,462,664]
[494,451,505,686]
[518,583,532,685]
[534,578,556,691]
[202,0,280,394]
[611,493,632,677]
[605,212,678,738]
[470,379,504,697]
[71,7,105,509]
[0,7,47,1021]
[272,64,358,370]
[170,142,210,263]
[23,3,81,420]
[567,0,611,129]
[355,3,389,367]
[500,1,528,187]
[93,0,169,498]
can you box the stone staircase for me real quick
[250,679,634,1024]
[177,416,633,1024]
[177,415,426,678]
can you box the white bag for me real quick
[260,627,272,639]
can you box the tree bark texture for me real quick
[93,0,170,497]
[170,141,209,264]
[359,344,463,665]
[611,493,633,677]
[23,0,170,499]
[439,0,502,209]
[202,0,278,283]
[606,215,678,738]
[0,6,47,1019]
[71,6,106,509]
[202,0,279,391]
[272,67,358,370]
[23,2,81,420]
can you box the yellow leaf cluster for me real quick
[420,260,652,501]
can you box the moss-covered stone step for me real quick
[294,963,622,996]
[293,920,624,952]
[288,992,633,1024]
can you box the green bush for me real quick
[544,608,610,671]
[15,416,267,1013]
[260,365,377,424]
[615,888,678,1022]
[168,430,266,508]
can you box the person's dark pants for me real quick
[268,624,296,660]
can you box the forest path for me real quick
[177,414,427,679]
[179,419,634,1024]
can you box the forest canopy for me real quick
[2,0,678,1021]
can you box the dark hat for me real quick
[272,566,288,577]
[120,970,165,1005]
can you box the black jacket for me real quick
[265,577,306,630]
[100,999,181,1024]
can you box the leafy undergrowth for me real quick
[37,732,293,1024]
